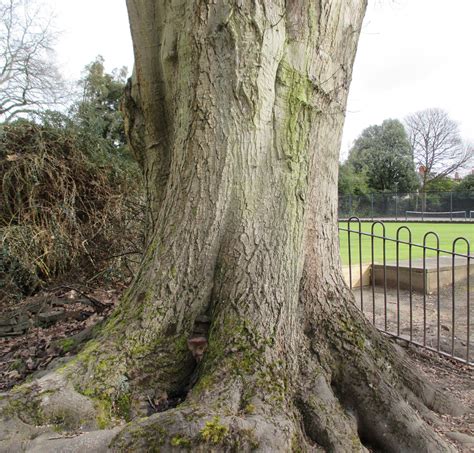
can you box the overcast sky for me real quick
[48,0,473,161]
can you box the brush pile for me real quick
[0,114,144,303]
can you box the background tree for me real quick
[73,55,128,150]
[346,118,419,193]
[0,0,65,122]
[0,2,462,452]
[422,175,458,192]
[455,173,474,192]
[338,162,369,195]
[405,108,473,191]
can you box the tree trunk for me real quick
[0,1,464,452]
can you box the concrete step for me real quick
[343,256,473,293]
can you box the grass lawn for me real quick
[339,222,473,265]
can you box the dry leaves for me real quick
[0,285,121,391]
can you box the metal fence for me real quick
[338,190,473,221]
[340,217,472,365]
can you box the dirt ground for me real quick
[353,279,473,364]
[352,282,474,451]
[402,346,474,452]
[0,286,472,451]
[0,285,122,391]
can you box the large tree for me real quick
[0,0,65,122]
[346,119,419,193]
[0,1,463,452]
[405,108,473,191]
[73,56,128,149]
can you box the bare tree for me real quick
[0,0,65,122]
[405,108,473,190]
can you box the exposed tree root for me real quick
[0,299,467,453]
[111,405,297,451]
[296,372,363,452]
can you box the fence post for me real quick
[349,194,352,217]
[395,192,398,221]
[450,192,453,221]
[371,193,374,220]
[422,192,425,221]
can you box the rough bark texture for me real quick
[0,1,467,452]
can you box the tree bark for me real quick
[0,1,464,452]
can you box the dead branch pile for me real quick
[0,118,144,302]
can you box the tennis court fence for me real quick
[339,190,473,221]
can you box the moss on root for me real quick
[56,338,76,353]
[54,326,195,424]
[2,392,44,426]
[202,316,281,379]
[2,385,90,431]
[113,422,167,450]
[200,416,229,445]
[170,434,192,448]
[94,398,113,429]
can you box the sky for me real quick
[342,0,474,160]
[47,0,473,161]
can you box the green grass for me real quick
[339,222,473,265]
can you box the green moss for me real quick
[148,239,159,255]
[193,316,289,411]
[276,62,317,161]
[338,317,366,352]
[9,359,24,371]
[352,433,362,450]
[95,398,113,429]
[114,423,167,451]
[239,428,260,450]
[70,383,131,428]
[91,320,105,336]
[170,435,192,448]
[114,393,132,421]
[200,416,229,445]
[10,383,34,396]
[76,339,99,361]
[96,359,111,374]
[70,333,190,423]
[81,387,94,397]
[128,344,149,357]
[204,316,266,374]
[243,403,256,415]
[192,373,214,394]
[2,388,81,431]
[143,288,154,304]
[3,389,45,426]
[224,427,260,451]
[103,305,132,334]
[291,433,303,452]
[57,338,76,353]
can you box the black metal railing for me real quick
[340,217,472,365]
